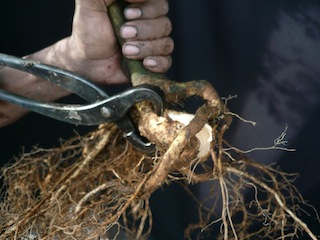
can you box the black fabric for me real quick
[1,0,320,239]
[162,1,320,238]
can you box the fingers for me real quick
[121,17,171,40]
[124,0,168,20]
[121,0,173,72]
[143,56,172,73]
[122,37,173,73]
[122,38,173,58]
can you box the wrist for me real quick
[0,42,72,126]
[28,37,77,73]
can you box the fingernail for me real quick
[121,25,137,39]
[123,44,140,56]
[124,7,142,20]
[144,58,158,67]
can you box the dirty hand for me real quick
[0,0,173,126]
[70,0,173,84]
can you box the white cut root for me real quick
[167,110,212,159]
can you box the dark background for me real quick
[1,0,320,239]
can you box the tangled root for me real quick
[0,124,155,239]
[0,80,319,239]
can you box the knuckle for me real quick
[130,17,172,40]
[153,0,169,16]
[141,0,170,19]
[166,56,172,67]
[163,38,174,54]
[163,0,169,14]
[125,37,173,58]
[163,17,172,36]
[162,56,172,69]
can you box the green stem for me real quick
[108,1,168,86]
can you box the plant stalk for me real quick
[108,1,168,86]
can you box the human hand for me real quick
[69,0,173,84]
[0,0,173,126]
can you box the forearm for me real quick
[0,38,73,127]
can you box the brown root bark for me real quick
[1,75,318,239]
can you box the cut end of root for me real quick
[167,110,212,159]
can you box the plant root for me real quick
[0,79,318,239]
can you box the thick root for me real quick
[0,79,318,239]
